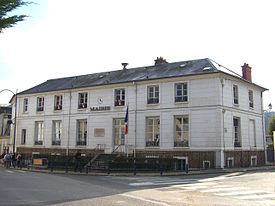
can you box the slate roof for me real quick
[18,58,265,95]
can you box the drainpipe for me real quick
[261,92,267,165]
[66,90,72,156]
[133,81,137,159]
[220,78,225,169]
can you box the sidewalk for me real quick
[3,164,275,176]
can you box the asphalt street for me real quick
[1,167,275,206]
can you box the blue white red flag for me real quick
[124,105,128,135]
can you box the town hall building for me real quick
[10,57,267,169]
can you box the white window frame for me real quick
[233,85,239,105]
[54,95,63,111]
[146,116,160,147]
[23,98,28,112]
[147,85,159,104]
[21,129,26,145]
[249,90,254,108]
[76,119,87,145]
[113,118,125,146]
[78,92,88,109]
[114,88,125,106]
[37,97,44,112]
[35,121,44,145]
[174,115,189,147]
[52,120,62,145]
[175,83,188,103]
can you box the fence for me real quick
[9,154,189,175]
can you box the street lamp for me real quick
[0,89,17,153]
[268,103,272,112]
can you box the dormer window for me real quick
[36,97,44,112]
[78,92,88,109]
[114,89,125,106]
[54,95,63,111]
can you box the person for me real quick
[4,152,12,168]
[12,153,16,168]
[16,153,22,169]
[74,150,81,172]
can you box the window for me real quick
[203,161,210,169]
[23,98,28,112]
[35,121,44,145]
[114,118,125,145]
[114,89,125,106]
[227,157,234,168]
[21,129,26,145]
[76,119,87,145]
[233,117,241,147]
[249,119,256,147]
[250,156,257,166]
[175,83,188,102]
[146,117,160,147]
[233,85,239,105]
[54,95,63,110]
[52,121,62,145]
[37,97,44,112]
[78,92,88,109]
[174,116,189,147]
[147,85,159,104]
[249,90,254,108]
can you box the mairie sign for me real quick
[90,106,111,111]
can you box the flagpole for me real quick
[124,104,129,158]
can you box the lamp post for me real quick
[0,89,17,153]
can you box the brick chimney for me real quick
[242,63,252,82]
[154,57,168,65]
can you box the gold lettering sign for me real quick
[90,106,111,111]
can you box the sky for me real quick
[0,0,274,109]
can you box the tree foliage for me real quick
[0,0,31,33]
[269,115,275,135]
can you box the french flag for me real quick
[124,105,128,135]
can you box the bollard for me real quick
[133,160,137,176]
[107,161,110,175]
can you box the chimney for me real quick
[121,63,128,70]
[154,57,168,65]
[242,63,252,82]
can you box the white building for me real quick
[11,58,267,169]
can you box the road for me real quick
[0,167,275,206]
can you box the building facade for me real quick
[11,58,267,169]
[0,106,12,154]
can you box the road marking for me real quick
[120,193,171,206]
[201,187,247,193]
[5,170,14,173]
[216,190,267,196]
[255,200,275,206]
[129,180,196,187]
[236,193,275,200]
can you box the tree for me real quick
[0,0,31,33]
[268,115,275,135]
